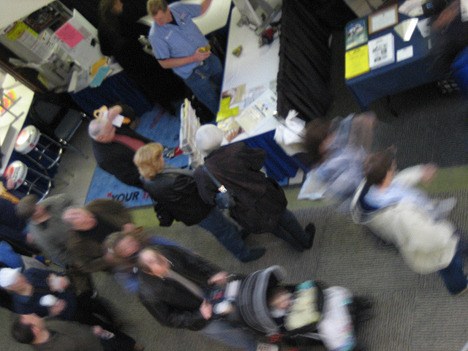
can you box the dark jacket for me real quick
[194,143,287,233]
[138,245,220,330]
[92,125,151,188]
[12,268,77,320]
[0,197,28,244]
[141,169,212,226]
[67,199,132,273]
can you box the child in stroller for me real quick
[209,266,372,351]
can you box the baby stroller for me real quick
[209,266,371,351]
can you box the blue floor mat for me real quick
[85,105,189,208]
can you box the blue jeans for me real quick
[438,242,467,294]
[201,319,257,351]
[184,55,223,115]
[198,208,250,260]
[271,209,310,251]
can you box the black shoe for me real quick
[304,223,316,249]
[239,247,266,263]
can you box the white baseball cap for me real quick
[0,267,21,288]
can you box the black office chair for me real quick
[54,109,89,159]
[28,100,89,160]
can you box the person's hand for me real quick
[107,105,123,122]
[92,325,115,339]
[208,271,228,286]
[431,0,459,31]
[6,178,15,190]
[49,299,66,316]
[122,223,136,233]
[421,163,438,184]
[193,48,211,62]
[199,300,212,320]
[48,274,70,292]
[92,325,104,336]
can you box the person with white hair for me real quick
[89,104,183,188]
[88,104,153,188]
[193,125,315,252]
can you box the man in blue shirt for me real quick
[147,0,222,117]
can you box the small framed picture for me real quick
[368,4,398,34]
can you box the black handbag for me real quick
[202,166,236,210]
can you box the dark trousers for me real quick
[271,209,310,251]
[100,331,136,351]
[438,242,467,295]
[75,292,118,328]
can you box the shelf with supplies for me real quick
[0,1,119,94]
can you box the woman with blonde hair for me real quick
[133,143,265,263]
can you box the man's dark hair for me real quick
[303,118,331,164]
[11,317,35,344]
[364,148,396,185]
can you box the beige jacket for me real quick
[351,166,459,274]
[362,201,458,274]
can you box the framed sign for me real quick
[368,4,398,34]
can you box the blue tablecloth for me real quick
[70,71,153,117]
[243,130,305,183]
[346,14,443,109]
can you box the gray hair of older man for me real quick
[195,124,224,156]
[88,118,107,140]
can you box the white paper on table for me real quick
[417,18,431,38]
[274,110,306,156]
[368,33,395,69]
[397,45,414,62]
[394,18,418,41]
[235,89,277,134]
[398,0,424,17]
[369,7,398,33]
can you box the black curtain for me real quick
[276,0,355,121]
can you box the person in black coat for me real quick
[88,104,153,188]
[137,245,257,350]
[193,125,315,251]
[133,143,265,262]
